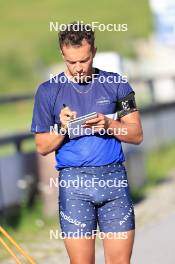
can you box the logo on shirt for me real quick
[96,96,110,105]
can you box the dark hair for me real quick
[58,21,95,50]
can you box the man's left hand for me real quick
[82,113,112,132]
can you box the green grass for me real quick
[0,197,59,260]
[0,139,36,157]
[0,99,35,156]
[0,100,34,135]
[146,143,175,184]
[0,0,153,136]
[132,143,175,202]
[0,0,152,95]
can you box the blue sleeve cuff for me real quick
[31,125,52,133]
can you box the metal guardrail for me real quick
[0,133,33,152]
[0,75,174,104]
[140,100,175,114]
[0,99,175,153]
[0,94,33,104]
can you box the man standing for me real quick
[31,22,143,264]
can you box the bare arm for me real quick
[107,111,143,144]
[34,106,77,156]
[35,133,66,156]
[84,111,143,145]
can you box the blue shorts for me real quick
[58,162,135,238]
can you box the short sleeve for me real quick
[31,84,54,133]
[117,81,135,100]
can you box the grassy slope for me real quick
[0,0,152,135]
[0,0,152,95]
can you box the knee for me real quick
[106,261,129,264]
[70,258,95,264]
[105,257,130,264]
[70,261,94,264]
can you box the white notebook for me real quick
[67,112,118,139]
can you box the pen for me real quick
[63,103,74,119]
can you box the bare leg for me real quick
[103,230,135,264]
[63,236,96,264]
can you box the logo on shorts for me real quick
[119,206,133,226]
[60,211,86,228]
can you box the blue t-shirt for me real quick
[31,68,134,169]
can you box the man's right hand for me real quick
[59,106,77,128]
